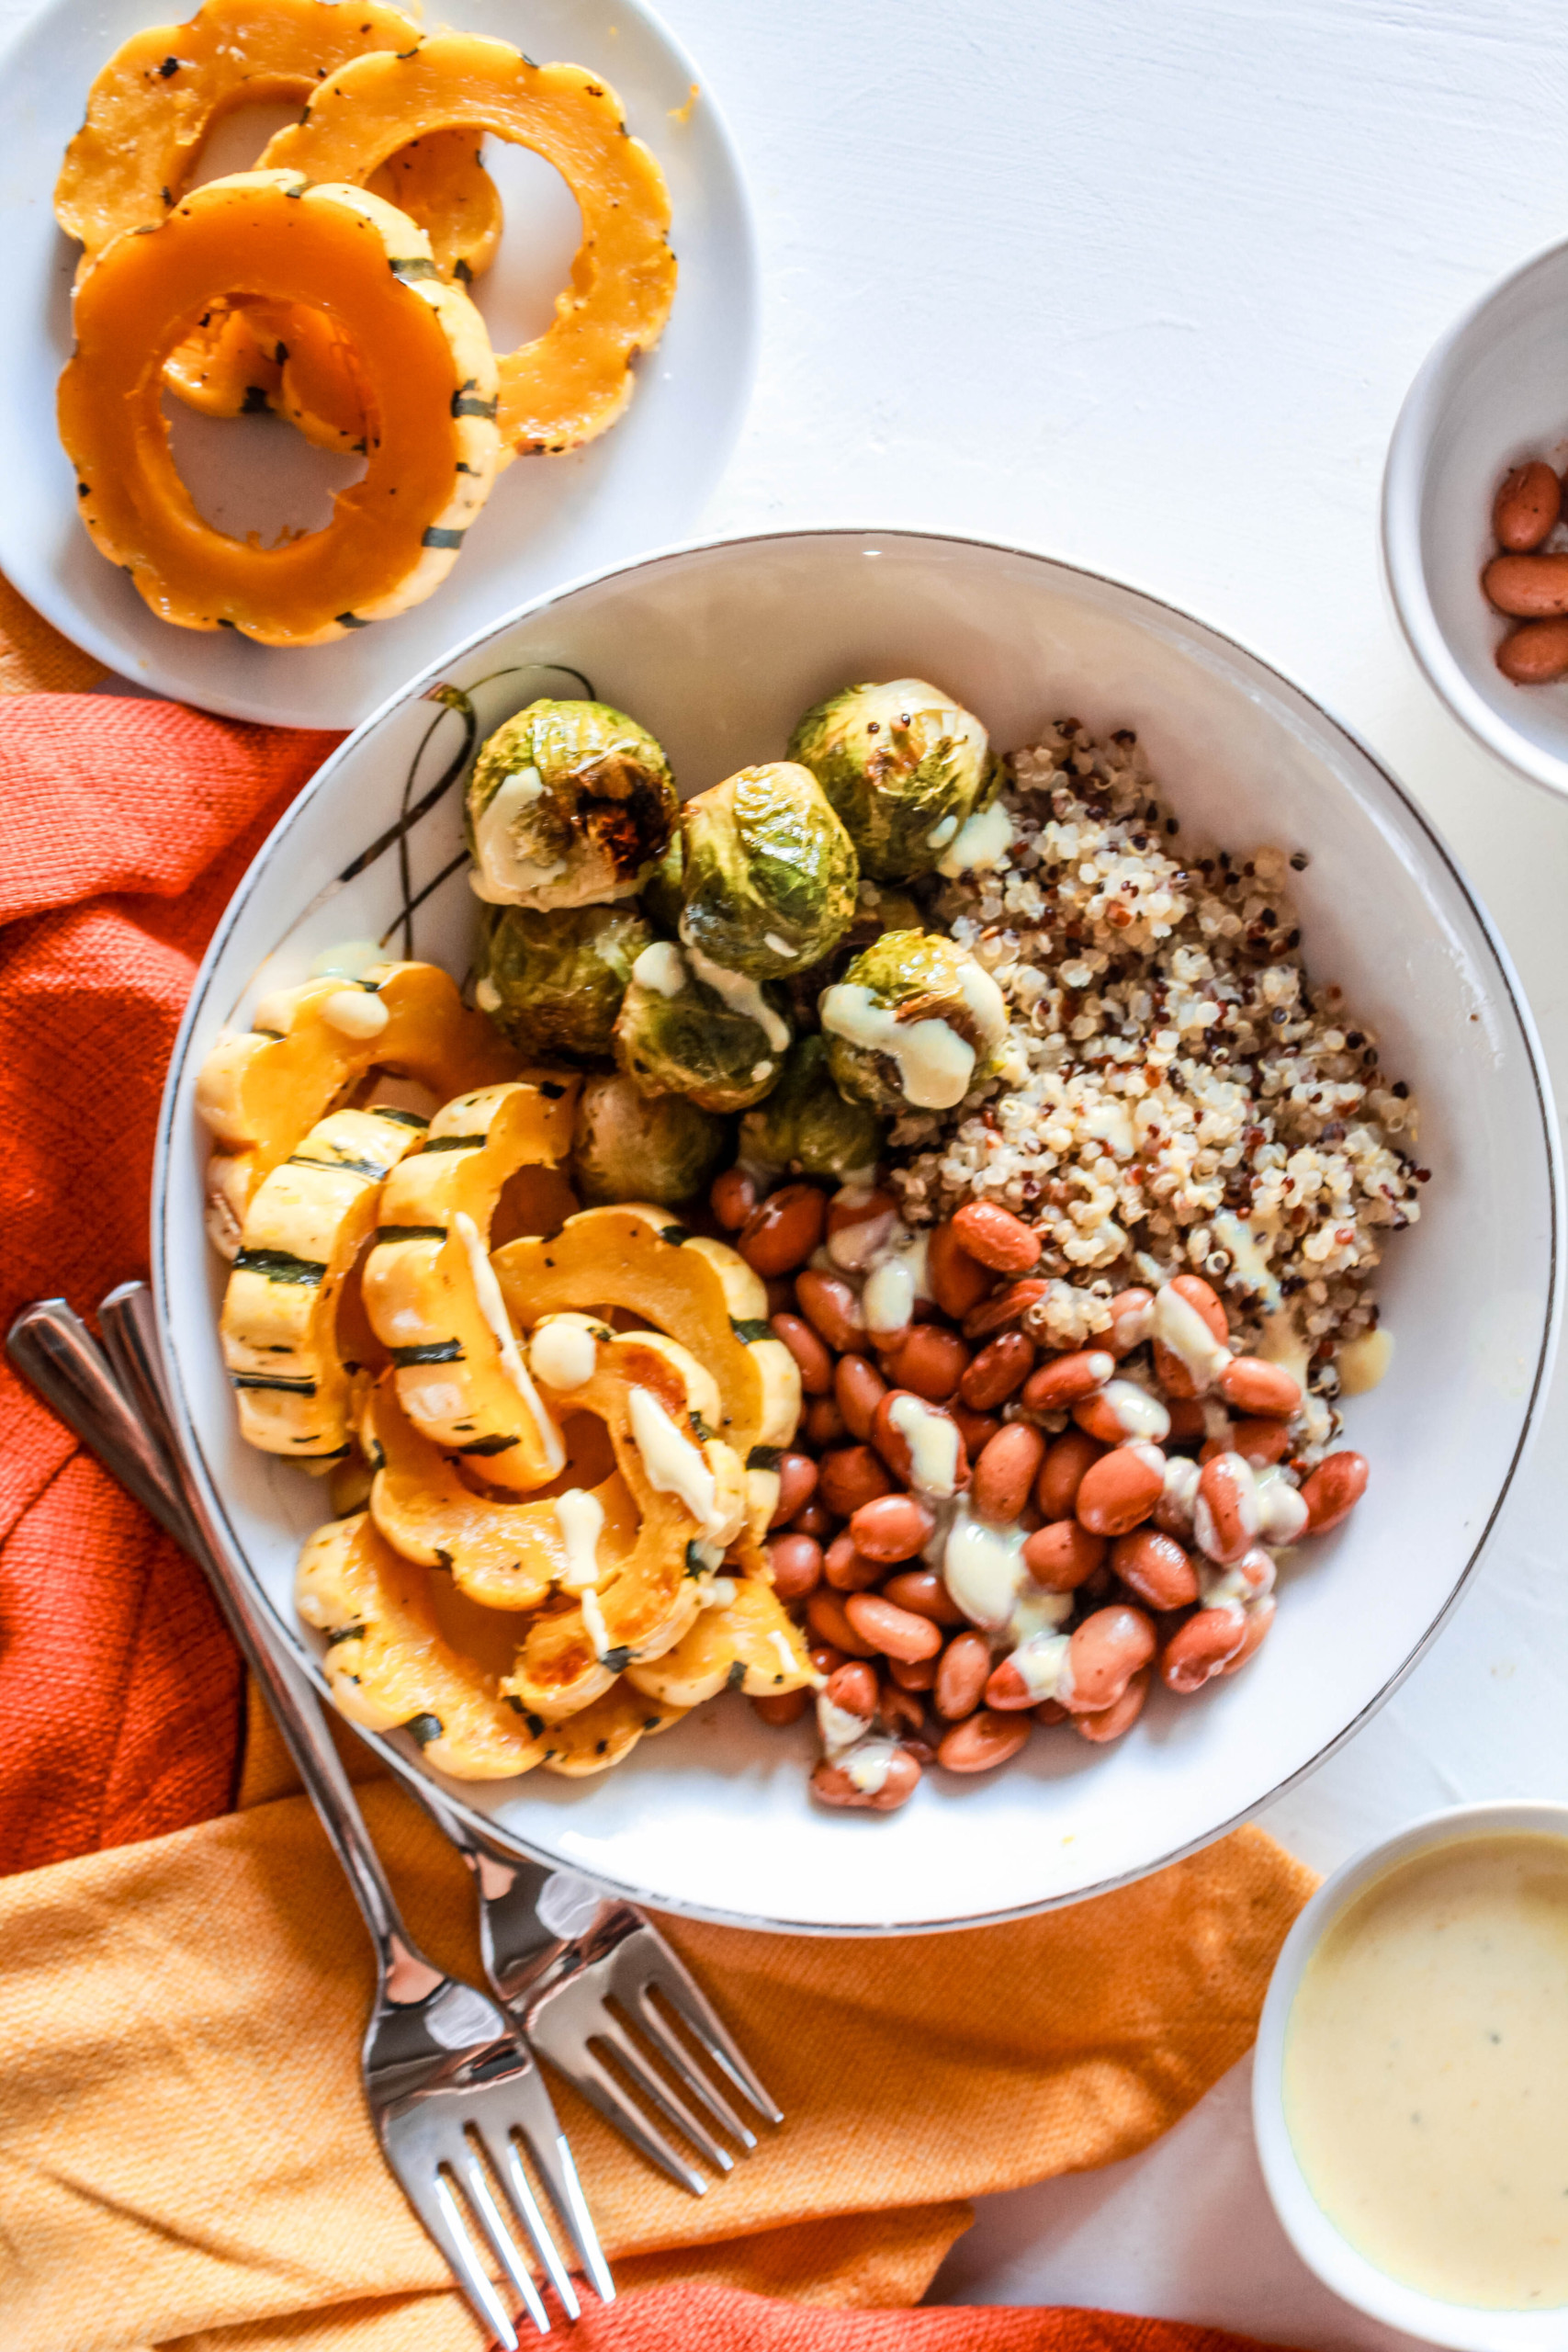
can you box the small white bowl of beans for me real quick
[1384,231,1568,797]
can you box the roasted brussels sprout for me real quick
[614,941,791,1114]
[737,1035,885,1182]
[641,831,685,935]
[787,679,994,882]
[571,1072,727,1207]
[474,900,653,1060]
[819,930,1009,1114]
[678,762,858,979]
[467,699,677,912]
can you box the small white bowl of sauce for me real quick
[1255,1802,1568,2349]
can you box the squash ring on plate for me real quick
[263,33,676,459]
[297,1510,547,1779]
[493,1203,802,1551]
[59,170,500,645]
[361,1078,579,1490]
[536,1680,687,1778]
[502,1316,746,1721]
[196,961,517,1250]
[221,1102,425,1458]
[626,1575,815,1709]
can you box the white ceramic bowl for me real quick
[1383,234,1568,797]
[1254,1799,1568,2349]
[152,527,1562,1934]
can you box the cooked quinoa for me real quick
[888,719,1425,1412]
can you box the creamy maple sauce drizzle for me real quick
[1284,1834,1568,2310]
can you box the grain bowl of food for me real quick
[153,527,1561,1932]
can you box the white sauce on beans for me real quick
[1006,1584,1074,1649]
[828,1206,900,1271]
[470,766,568,903]
[888,1393,961,1497]
[554,1487,604,1592]
[454,1213,566,1476]
[844,1740,897,1794]
[682,939,791,1052]
[631,941,687,999]
[1153,1283,1231,1392]
[1098,1377,1171,1442]
[529,1316,599,1395]
[818,1694,871,1754]
[1253,1466,1309,1544]
[627,1386,720,1532]
[1007,1630,1074,1702]
[1160,1454,1201,1532]
[942,1501,1029,1628]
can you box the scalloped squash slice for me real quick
[626,1575,815,1709]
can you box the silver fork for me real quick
[71,1285,782,2195]
[6,1297,611,2345]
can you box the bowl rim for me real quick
[151,522,1564,1935]
[1253,1797,1568,2346]
[1382,229,1568,800]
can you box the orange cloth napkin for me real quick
[0,592,1318,2352]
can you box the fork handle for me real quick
[8,1296,433,1995]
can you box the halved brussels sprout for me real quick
[737,1035,885,1181]
[787,679,994,882]
[614,941,791,1114]
[819,930,1009,1114]
[678,762,858,978]
[475,901,653,1060]
[571,1072,728,1207]
[467,700,678,912]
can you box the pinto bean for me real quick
[1162,1604,1247,1692]
[767,1532,824,1601]
[952,1200,1042,1273]
[711,1167,758,1230]
[890,1324,970,1402]
[889,1651,940,1690]
[751,1686,811,1725]
[1483,551,1568,617]
[824,1660,878,1716]
[834,1352,887,1440]
[973,1423,1047,1526]
[809,1643,845,1678]
[1021,1350,1115,1413]
[936,1709,1032,1772]
[951,1402,1002,1458]
[1073,1667,1151,1744]
[850,1493,936,1563]
[1154,1453,1201,1539]
[824,1531,886,1591]
[879,1680,928,1740]
[963,1277,1049,1341]
[872,1389,970,1495]
[928,1218,996,1319]
[881,1568,967,1627]
[1036,1427,1106,1521]
[844,1591,944,1663]
[1074,1378,1171,1445]
[795,1268,868,1355]
[825,1186,900,1270]
[1497,617,1568,684]
[1165,1396,1208,1442]
[934,1629,992,1719]
[1111,1527,1200,1611]
[1076,1442,1166,1536]
[811,1750,921,1810]
[1106,1286,1156,1356]
[1033,1696,1069,1725]
[817,1445,894,1518]
[739,1182,827,1277]
[1220,1594,1276,1676]
[1219,1355,1303,1418]
[1153,1273,1230,1398]
[1194,1451,1261,1564]
[1065,1604,1156,1712]
[1495,459,1562,551]
[769,1312,833,1396]
[1301,1450,1370,1534]
[807,1588,880,1657]
[770,1452,818,1528]
[1022,1519,1106,1591]
[961,1330,1035,1409]
[790,1499,833,1540]
[1217,1417,1292,1467]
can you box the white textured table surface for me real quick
[10,1,1568,2342]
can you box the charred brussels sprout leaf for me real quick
[737,1035,885,1180]
[572,1072,728,1206]
[475,900,653,1059]
[614,941,790,1114]
[818,930,1009,1114]
[678,762,858,978]
[787,678,993,882]
[467,699,677,911]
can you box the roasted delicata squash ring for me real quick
[502,1316,746,1721]
[626,1575,815,1709]
[59,171,501,645]
[298,1510,547,1780]
[493,1202,802,1546]
[221,1103,423,1458]
[262,33,677,459]
[364,1368,638,1611]
[534,1680,686,1779]
[197,961,517,1249]
[362,1079,580,1490]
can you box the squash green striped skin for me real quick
[626,1576,815,1709]
[365,1373,637,1611]
[197,961,517,1251]
[362,1078,579,1489]
[502,1317,745,1722]
[491,1203,802,1550]
[221,1105,423,1457]
[297,1511,547,1781]
[536,1680,686,1778]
